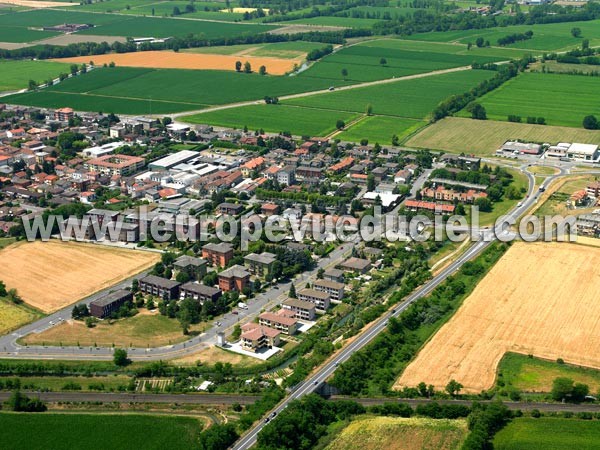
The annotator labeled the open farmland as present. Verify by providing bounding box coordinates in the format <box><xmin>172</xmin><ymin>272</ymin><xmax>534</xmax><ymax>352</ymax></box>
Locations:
<box><xmin>55</xmin><ymin>50</ymin><xmax>302</xmax><ymax>75</ymax></box>
<box><xmin>0</xmin><ymin>413</ymin><xmax>203</xmax><ymax>450</ymax></box>
<box><xmin>406</xmin><ymin>117</ymin><xmax>600</xmax><ymax>156</ymax></box>
<box><xmin>336</xmin><ymin>116</ymin><xmax>426</xmax><ymax>145</ymax></box>
<box><xmin>459</xmin><ymin>72</ymin><xmax>600</xmax><ymax>128</ymax></box>
<box><xmin>0</xmin><ymin>299</ymin><xmax>42</xmax><ymax>335</ymax></box>
<box><xmin>395</xmin><ymin>242</ymin><xmax>600</xmax><ymax>393</ymax></box>
<box><xmin>281</xmin><ymin>16</ymin><xmax>381</xmax><ymax>28</ymax></box>
<box><xmin>494</xmin><ymin>418</ymin><xmax>600</xmax><ymax>450</ymax></box>
<box><xmin>22</xmin><ymin>310</ymin><xmax>206</xmax><ymax>348</ymax></box>
<box><xmin>404</xmin><ymin>19</ymin><xmax>600</xmax><ymax>51</ymax></box>
<box><xmin>286</xmin><ymin>69</ymin><xmax>495</xmax><ymax>118</ymax></box>
<box><xmin>0</xmin><ymin>60</ymin><xmax>70</xmax><ymax>92</ymax></box>
<box><xmin>325</xmin><ymin>417</ymin><xmax>467</xmax><ymax>450</ymax></box>
<box><xmin>185</xmin><ymin>104</ymin><xmax>360</xmax><ymax>137</ymax></box>
<box><xmin>183</xmin><ymin>41</ymin><xmax>324</xmax><ymax>59</ymax></box>
<box><xmin>0</xmin><ymin>241</ymin><xmax>159</xmax><ymax>313</ymax></box>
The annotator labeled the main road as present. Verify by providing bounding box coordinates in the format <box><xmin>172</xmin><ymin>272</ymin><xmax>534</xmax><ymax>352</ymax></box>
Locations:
<box><xmin>232</xmin><ymin>165</ymin><xmax>548</xmax><ymax>449</ymax></box>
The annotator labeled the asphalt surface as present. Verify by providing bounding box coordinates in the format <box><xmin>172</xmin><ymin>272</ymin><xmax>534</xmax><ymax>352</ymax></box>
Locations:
<box><xmin>232</xmin><ymin>164</ymin><xmax>546</xmax><ymax>450</ymax></box>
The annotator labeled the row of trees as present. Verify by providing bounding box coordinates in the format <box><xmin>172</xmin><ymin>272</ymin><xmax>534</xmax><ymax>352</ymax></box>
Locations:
<box><xmin>234</xmin><ymin>60</ymin><xmax>266</xmax><ymax>74</ymax></box>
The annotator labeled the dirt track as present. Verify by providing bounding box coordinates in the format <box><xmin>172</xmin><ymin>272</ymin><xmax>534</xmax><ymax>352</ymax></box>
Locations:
<box><xmin>55</xmin><ymin>51</ymin><xmax>302</xmax><ymax>75</ymax></box>
<box><xmin>395</xmin><ymin>241</ymin><xmax>600</xmax><ymax>393</ymax></box>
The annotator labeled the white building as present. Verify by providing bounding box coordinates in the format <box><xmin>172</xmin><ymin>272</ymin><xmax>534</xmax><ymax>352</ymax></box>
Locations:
<box><xmin>566</xmin><ymin>143</ymin><xmax>599</xmax><ymax>162</ymax></box>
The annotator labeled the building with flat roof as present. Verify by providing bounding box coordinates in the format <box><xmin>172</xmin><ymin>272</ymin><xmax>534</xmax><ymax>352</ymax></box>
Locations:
<box><xmin>148</xmin><ymin>150</ymin><xmax>199</xmax><ymax>170</ymax></box>
<box><xmin>202</xmin><ymin>242</ymin><xmax>234</xmax><ymax>268</ymax></box>
<box><xmin>218</xmin><ymin>202</ymin><xmax>244</xmax><ymax>215</ymax></box>
<box><xmin>323</xmin><ymin>268</ymin><xmax>344</xmax><ymax>283</ymax></box>
<box><xmin>218</xmin><ymin>264</ymin><xmax>250</xmax><ymax>292</ymax></box>
<box><xmin>313</xmin><ymin>279</ymin><xmax>345</xmax><ymax>301</ymax></box>
<box><xmin>567</xmin><ymin>143</ymin><xmax>599</xmax><ymax>162</ymax></box>
<box><xmin>282</xmin><ymin>298</ymin><xmax>316</xmax><ymax>321</ymax></box>
<box><xmin>179</xmin><ymin>282</ymin><xmax>221</xmax><ymax>304</ymax></box>
<box><xmin>297</xmin><ymin>288</ymin><xmax>331</xmax><ymax>311</ymax></box>
<box><xmin>89</xmin><ymin>289</ymin><xmax>133</xmax><ymax>319</ymax></box>
<box><xmin>138</xmin><ymin>275</ymin><xmax>181</xmax><ymax>300</ymax></box>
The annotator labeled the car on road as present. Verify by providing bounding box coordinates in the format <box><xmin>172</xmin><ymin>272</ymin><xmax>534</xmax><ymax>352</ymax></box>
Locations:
<box><xmin>270</xmin><ymin>412</ymin><xmax>277</xmax><ymax>418</ymax></box>
<box><xmin>232</xmin><ymin>310</ymin><xmax>238</xmax><ymax>315</ymax></box>
<box><xmin>264</xmin><ymin>417</ymin><xmax>270</xmax><ymax>423</ymax></box>
<box><xmin>313</xmin><ymin>381</ymin><xmax>318</xmax><ymax>385</ymax></box>
<box><xmin>328</xmin><ymin>86</ymin><xmax>335</xmax><ymax>91</ymax></box>
<box><xmin>216</xmin><ymin>321</ymin><xmax>222</xmax><ymax>327</ymax></box>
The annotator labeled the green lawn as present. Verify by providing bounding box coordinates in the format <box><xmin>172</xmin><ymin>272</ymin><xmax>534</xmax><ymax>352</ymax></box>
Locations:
<box><xmin>0</xmin><ymin>413</ymin><xmax>203</xmax><ymax>450</ymax></box>
<box><xmin>404</xmin><ymin>19</ymin><xmax>600</xmax><ymax>51</ymax></box>
<box><xmin>497</xmin><ymin>352</ymin><xmax>600</xmax><ymax>393</ymax></box>
<box><xmin>459</xmin><ymin>72</ymin><xmax>600</xmax><ymax>128</ymax></box>
<box><xmin>336</xmin><ymin>116</ymin><xmax>426</xmax><ymax>145</ymax></box>
<box><xmin>473</xmin><ymin>166</ymin><xmax>528</xmax><ymax>226</ymax></box>
<box><xmin>0</xmin><ymin>60</ymin><xmax>72</xmax><ymax>92</ymax></box>
<box><xmin>184</xmin><ymin>104</ymin><xmax>360</xmax><ymax>136</ymax></box>
<box><xmin>494</xmin><ymin>418</ymin><xmax>600</xmax><ymax>450</ymax></box>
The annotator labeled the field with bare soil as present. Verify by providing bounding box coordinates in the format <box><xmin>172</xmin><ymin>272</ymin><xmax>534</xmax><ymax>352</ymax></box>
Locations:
<box><xmin>55</xmin><ymin>50</ymin><xmax>302</xmax><ymax>75</ymax></box>
<box><xmin>395</xmin><ymin>242</ymin><xmax>600</xmax><ymax>393</ymax></box>
<box><xmin>0</xmin><ymin>241</ymin><xmax>159</xmax><ymax>313</ymax></box>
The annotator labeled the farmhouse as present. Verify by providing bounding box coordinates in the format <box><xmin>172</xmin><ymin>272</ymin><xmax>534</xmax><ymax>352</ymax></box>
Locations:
<box><xmin>179</xmin><ymin>282</ymin><xmax>222</xmax><ymax>304</ymax></box>
<box><xmin>297</xmin><ymin>288</ymin><xmax>331</xmax><ymax>311</ymax></box>
<box><xmin>218</xmin><ymin>265</ymin><xmax>250</xmax><ymax>292</ymax></box>
<box><xmin>202</xmin><ymin>242</ymin><xmax>234</xmax><ymax>268</ymax></box>
<box><xmin>282</xmin><ymin>298</ymin><xmax>316</xmax><ymax>321</ymax></box>
<box><xmin>138</xmin><ymin>275</ymin><xmax>181</xmax><ymax>300</ymax></box>
<box><xmin>89</xmin><ymin>289</ymin><xmax>133</xmax><ymax>319</ymax></box>
<box><xmin>313</xmin><ymin>279</ymin><xmax>345</xmax><ymax>301</ymax></box>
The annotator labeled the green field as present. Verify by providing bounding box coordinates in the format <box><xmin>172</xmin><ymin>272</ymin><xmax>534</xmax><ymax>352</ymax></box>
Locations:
<box><xmin>497</xmin><ymin>352</ymin><xmax>600</xmax><ymax>393</ymax></box>
<box><xmin>494</xmin><ymin>418</ymin><xmax>600</xmax><ymax>450</ymax></box>
<box><xmin>287</xmin><ymin>69</ymin><xmax>495</xmax><ymax>119</ymax></box>
<box><xmin>337</xmin><ymin>116</ymin><xmax>426</xmax><ymax>145</ymax></box>
<box><xmin>185</xmin><ymin>104</ymin><xmax>360</xmax><ymax>136</ymax></box>
<box><xmin>184</xmin><ymin>41</ymin><xmax>324</xmax><ymax>58</ymax></box>
<box><xmin>405</xmin><ymin>19</ymin><xmax>600</xmax><ymax>51</ymax></box>
<box><xmin>460</xmin><ymin>72</ymin><xmax>600</xmax><ymax>128</ymax></box>
<box><xmin>0</xmin><ymin>413</ymin><xmax>203</xmax><ymax>450</ymax></box>
<box><xmin>0</xmin><ymin>26</ymin><xmax>58</xmax><ymax>43</ymax></box>
<box><xmin>0</xmin><ymin>9</ymin><xmax>271</xmax><ymax>40</ymax></box>
<box><xmin>282</xmin><ymin>16</ymin><xmax>382</xmax><ymax>28</ymax></box>
<box><xmin>300</xmin><ymin>39</ymin><xmax>507</xmax><ymax>83</ymax></box>
<box><xmin>0</xmin><ymin>60</ymin><xmax>71</xmax><ymax>92</ymax></box>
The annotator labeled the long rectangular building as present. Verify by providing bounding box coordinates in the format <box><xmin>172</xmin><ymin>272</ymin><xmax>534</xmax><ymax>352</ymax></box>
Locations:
<box><xmin>89</xmin><ymin>289</ymin><xmax>133</xmax><ymax>319</ymax></box>
<box><xmin>297</xmin><ymin>288</ymin><xmax>330</xmax><ymax>311</ymax></box>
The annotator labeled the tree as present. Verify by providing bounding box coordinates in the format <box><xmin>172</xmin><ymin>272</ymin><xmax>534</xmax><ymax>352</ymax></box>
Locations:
<box><xmin>198</xmin><ymin>423</ymin><xmax>239</xmax><ymax>450</ymax></box>
<box><xmin>367</xmin><ymin>173</ymin><xmax>375</xmax><ymax>191</ymax></box>
<box><xmin>7</xmin><ymin>288</ymin><xmax>22</xmax><ymax>304</ymax></box>
<box><xmin>583</xmin><ymin>115</ymin><xmax>599</xmax><ymax>130</ymax></box>
<box><xmin>232</xmin><ymin>323</ymin><xmax>241</xmax><ymax>340</ymax></box>
<box><xmin>475</xmin><ymin>197</ymin><xmax>492</xmax><ymax>212</ymax></box>
<box><xmin>446</xmin><ymin>379</ymin><xmax>463</xmax><ymax>396</ymax></box>
<box><xmin>244</xmin><ymin>61</ymin><xmax>252</xmax><ymax>73</ymax></box>
<box><xmin>475</xmin><ymin>37</ymin><xmax>484</xmax><ymax>48</ymax></box>
<box><xmin>0</xmin><ymin>280</ymin><xmax>6</xmax><ymax>297</ymax></box>
<box><xmin>172</xmin><ymin>6</ymin><xmax>181</xmax><ymax>15</ymax></box>
<box><xmin>379</xmin><ymin>57</ymin><xmax>387</xmax><ymax>66</ymax></box>
<box><xmin>289</xmin><ymin>284</ymin><xmax>297</xmax><ymax>298</ymax></box>
<box><xmin>552</xmin><ymin>377</ymin><xmax>574</xmax><ymax>401</ymax></box>
<box><xmin>7</xmin><ymin>390</ymin><xmax>46</xmax><ymax>412</ymax></box>
<box><xmin>317</xmin><ymin>268</ymin><xmax>324</xmax><ymax>279</ymax></box>
<box><xmin>571</xmin><ymin>27</ymin><xmax>582</xmax><ymax>38</ymax></box>
<box><xmin>28</xmin><ymin>80</ymin><xmax>37</xmax><ymax>91</ymax></box>
<box><xmin>336</xmin><ymin>119</ymin><xmax>345</xmax><ymax>130</ymax></box>
<box><xmin>467</xmin><ymin>102</ymin><xmax>487</xmax><ymax>120</ymax></box>
<box><xmin>341</xmin><ymin>68</ymin><xmax>348</xmax><ymax>79</ymax></box>
<box><xmin>258</xmin><ymin>65</ymin><xmax>266</xmax><ymax>75</ymax></box>
<box><xmin>235</xmin><ymin>60</ymin><xmax>242</xmax><ymax>72</ymax></box>
<box><xmin>582</xmin><ymin>39</ymin><xmax>590</xmax><ymax>50</ymax></box>
<box><xmin>366</xmin><ymin>104</ymin><xmax>373</xmax><ymax>116</ymax></box>
<box><xmin>113</xmin><ymin>348</ymin><xmax>129</xmax><ymax>366</ymax></box>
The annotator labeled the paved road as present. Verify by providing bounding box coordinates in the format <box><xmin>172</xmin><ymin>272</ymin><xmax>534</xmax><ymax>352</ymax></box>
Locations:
<box><xmin>232</xmin><ymin>166</ymin><xmax>544</xmax><ymax>450</ymax></box>
<box><xmin>0</xmin><ymin>240</ymin><xmax>354</xmax><ymax>361</ymax></box>
<box><xmin>0</xmin><ymin>391</ymin><xmax>260</xmax><ymax>404</ymax></box>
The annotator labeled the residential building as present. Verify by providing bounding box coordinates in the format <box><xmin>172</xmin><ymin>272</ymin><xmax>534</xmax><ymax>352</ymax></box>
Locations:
<box><xmin>240</xmin><ymin>156</ymin><xmax>265</xmax><ymax>177</ymax></box>
<box><xmin>261</xmin><ymin>203</ymin><xmax>279</xmax><ymax>216</ymax></box>
<box><xmin>297</xmin><ymin>288</ymin><xmax>331</xmax><ymax>311</ymax></box>
<box><xmin>202</xmin><ymin>242</ymin><xmax>234</xmax><ymax>267</ymax></box>
<box><xmin>338</xmin><ymin>257</ymin><xmax>371</xmax><ymax>274</ymax></box>
<box><xmin>259</xmin><ymin>312</ymin><xmax>298</xmax><ymax>335</ymax></box>
<box><xmin>218</xmin><ymin>264</ymin><xmax>250</xmax><ymax>292</ymax></box>
<box><xmin>138</xmin><ymin>275</ymin><xmax>181</xmax><ymax>300</ymax></box>
<box><xmin>240</xmin><ymin>325</ymin><xmax>281</xmax><ymax>352</ymax></box>
<box><xmin>54</xmin><ymin>107</ymin><xmax>74</xmax><ymax>122</ymax></box>
<box><xmin>276</xmin><ymin>165</ymin><xmax>296</xmax><ymax>185</ymax></box>
<box><xmin>179</xmin><ymin>282</ymin><xmax>222</xmax><ymax>304</ymax></box>
<box><xmin>89</xmin><ymin>289</ymin><xmax>133</xmax><ymax>319</ymax></box>
<box><xmin>587</xmin><ymin>182</ymin><xmax>600</xmax><ymax>197</ymax></box>
<box><xmin>323</xmin><ymin>268</ymin><xmax>344</xmax><ymax>283</ymax></box>
<box><xmin>84</xmin><ymin>154</ymin><xmax>145</xmax><ymax>176</ymax></box>
<box><xmin>244</xmin><ymin>252</ymin><xmax>276</xmax><ymax>276</ymax></box>
<box><xmin>282</xmin><ymin>298</ymin><xmax>316</xmax><ymax>321</ymax></box>
<box><xmin>218</xmin><ymin>202</ymin><xmax>244</xmax><ymax>215</ymax></box>
<box><xmin>313</xmin><ymin>279</ymin><xmax>345</xmax><ymax>301</ymax></box>
<box><xmin>404</xmin><ymin>199</ymin><xmax>455</xmax><ymax>214</ymax></box>
<box><xmin>173</xmin><ymin>255</ymin><xmax>207</xmax><ymax>281</ymax></box>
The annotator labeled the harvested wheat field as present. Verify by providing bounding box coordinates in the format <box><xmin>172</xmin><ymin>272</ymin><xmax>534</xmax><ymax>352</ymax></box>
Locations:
<box><xmin>395</xmin><ymin>241</ymin><xmax>600</xmax><ymax>393</ymax></box>
<box><xmin>55</xmin><ymin>51</ymin><xmax>302</xmax><ymax>75</ymax></box>
<box><xmin>0</xmin><ymin>240</ymin><xmax>159</xmax><ymax>313</ymax></box>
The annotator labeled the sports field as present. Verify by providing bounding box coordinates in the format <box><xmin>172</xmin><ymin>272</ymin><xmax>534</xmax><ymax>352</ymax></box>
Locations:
<box><xmin>395</xmin><ymin>242</ymin><xmax>600</xmax><ymax>393</ymax></box>
<box><xmin>494</xmin><ymin>418</ymin><xmax>600</xmax><ymax>450</ymax></box>
<box><xmin>185</xmin><ymin>104</ymin><xmax>360</xmax><ymax>137</ymax></box>
<box><xmin>0</xmin><ymin>413</ymin><xmax>203</xmax><ymax>450</ymax></box>
<box><xmin>0</xmin><ymin>60</ymin><xmax>71</xmax><ymax>92</ymax></box>
<box><xmin>405</xmin><ymin>19</ymin><xmax>600</xmax><ymax>51</ymax></box>
<box><xmin>0</xmin><ymin>241</ymin><xmax>159</xmax><ymax>313</ymax></box>
<box><xmin>56</xmin><ymin>50</ymin><xmax>301</xmax><ymax>75</ymax></box>
<box><xmin>325</xmin><ymin>417</ymin><xmax>467</xmax><ymax>450</ymax></box>
<box><xmin>22</xmin><ymin>310</ymin><xmax>204</xmax><ymax>348</ymax></box>
<box><xmin>406</xmin><ymin>117</ymin><xmax>600</xmax><ymax>155</ymax></box>
<box><xmin>459</xmin><ymin>72</ymin><xmax>600</xmax><ymax>128</ymax></box>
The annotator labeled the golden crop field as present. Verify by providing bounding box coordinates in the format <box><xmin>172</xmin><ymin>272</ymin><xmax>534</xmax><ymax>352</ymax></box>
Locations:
<box><xmin>406</xmin><ymin>117</ymin><xmax>600</xmax><ymax>156</ymax></box>
<box><xmin>395</xmin><ymin>242</ymin><xmax>600</xmax><ymax>393</ymax></box>
<box><xmin>0</xmin><ymin>241</ymin><xmax>159</xmax><ymax>313</ymax></box>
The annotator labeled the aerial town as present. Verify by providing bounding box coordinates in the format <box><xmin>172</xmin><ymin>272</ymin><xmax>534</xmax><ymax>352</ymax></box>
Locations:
<box><xmin>2</xmin><ymin>0</ymin><xmax>600</xmax><ymax>448</ymax></box>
